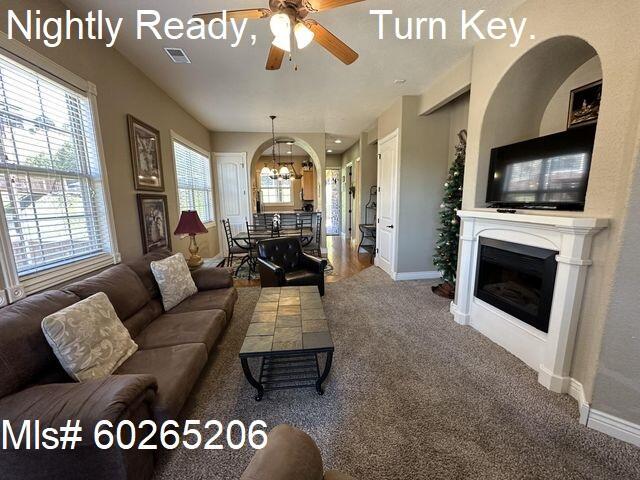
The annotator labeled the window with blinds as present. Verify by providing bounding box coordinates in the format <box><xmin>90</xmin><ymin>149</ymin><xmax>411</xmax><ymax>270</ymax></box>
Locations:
<box><xmin>0</xmin><ymin>54</ymin><xmax>113</xmax><ymax>278</ymax></box>
<box><xmin>172</xmin><ymin>140</ymin><xmax>214</xmax><ymax>223</ymax></box>
<box><xmin>260</xmin><ymin>173</ymin><xmax>292</xmax><ymax>204</ymax></box>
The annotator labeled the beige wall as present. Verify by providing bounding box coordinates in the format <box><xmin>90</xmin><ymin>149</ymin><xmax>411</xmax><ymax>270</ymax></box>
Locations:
<box><xmin>254</xmin><ymin>156</ymin><xmax>314</xmax><ymax>212</ymax></box>
<box><xmin>460</xmin><ymin>0</ymin><xmax>640</xmax><ymax>422</ymax></box>
<box><xmin>377</xmin><ymin>96</ymin><xmax>452</xmax><ymax>274</ymax></box>
<box><xmin>447</xmin><ymin>92</ymin><xmax>470</xmax><ymax>163</ymax></box>
<box><xmin>0</xmin><ymin>0</ymin><xmax>218</xmax><ymax>262</ymax></box>
<box><xmin>325</xmin><ymin>154</ymin><xmax>342</xmax><ymax>169</ymax></box>
<box><xmin>359</xmin><ymin>133</ymin><xmax>378</xmax><ymax>228</ymax></box>
<box><xmin>540</xmin><ymin>56</ymin><xmax>602</xmax><ymax>136</ymax></box>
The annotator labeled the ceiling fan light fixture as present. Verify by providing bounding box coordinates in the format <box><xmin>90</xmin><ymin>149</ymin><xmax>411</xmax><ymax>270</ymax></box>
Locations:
<box><xmin>270</xmin><ymin>13</ymin><xmax>291</xmax><ymax>52</ymax></box>
<box><xmin>270</xmin><ymin>12</ymin><xmax>291</xmax><ymax>37</ymax></box>
<box><xmin>272</xmin><ymin>34</ymin><xmax>291</xmax><ymax>53</ymax></box>
<box><xmin>294</xmin><ymin>22</ymin><xmax>315</xmax><ymax>49</ymax></box>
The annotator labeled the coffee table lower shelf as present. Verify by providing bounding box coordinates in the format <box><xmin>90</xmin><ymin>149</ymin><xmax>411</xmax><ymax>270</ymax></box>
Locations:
<box><xmin>240</xmin><ymin>350</ymin><xmax>333</xmax><ymax>401</ymax></box>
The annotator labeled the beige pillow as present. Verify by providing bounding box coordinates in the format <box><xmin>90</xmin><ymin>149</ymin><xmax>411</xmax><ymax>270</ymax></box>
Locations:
<box><xmin>151</xmin><ymin>253</ymin><xmax>198</xmax><ymax>311</ymax></box>
<box><xmin>41</xmin><ymin>292</ymin><xmax>138</xmax><ymax>382</ymax></box>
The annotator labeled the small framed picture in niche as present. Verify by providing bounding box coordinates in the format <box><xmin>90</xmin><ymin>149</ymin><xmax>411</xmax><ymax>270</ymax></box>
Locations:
<box><xmin>567</xmin><ymin>80</ymin><xmax>602</xmax><ymax>129</ymax></box>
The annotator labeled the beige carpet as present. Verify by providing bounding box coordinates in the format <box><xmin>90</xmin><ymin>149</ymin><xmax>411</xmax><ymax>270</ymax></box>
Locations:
<box><xmin>155</xmin><ymin>267</ymin><xmax>640</xmax><ymax>480</ymax></box>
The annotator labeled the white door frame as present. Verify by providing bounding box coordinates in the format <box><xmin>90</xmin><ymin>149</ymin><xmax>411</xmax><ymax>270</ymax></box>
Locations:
<box><xmin>375</xmin><ymin>129</ymin><xmax>400</xmax><ymax>277</ymax></box>
<box><xmin>213</xmin><ymin>152</ymin><xmax>251</xmax><ymax>256</ymax></box>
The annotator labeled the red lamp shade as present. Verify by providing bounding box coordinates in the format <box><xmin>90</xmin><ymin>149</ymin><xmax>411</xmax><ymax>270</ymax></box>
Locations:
<box><xmin>174</xmin><ymin>211</ymin><xmax>208</xmax><ymax>235</ymax></box>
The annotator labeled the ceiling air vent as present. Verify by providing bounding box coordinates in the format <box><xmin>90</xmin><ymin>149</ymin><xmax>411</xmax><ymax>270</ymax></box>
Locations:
<box><xmin>164</xmin><ymin>48</ymin><xmax>191</xmax><ymax>64</ymax></box>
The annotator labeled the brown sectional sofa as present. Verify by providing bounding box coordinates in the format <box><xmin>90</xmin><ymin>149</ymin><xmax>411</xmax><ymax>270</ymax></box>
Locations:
<box><xmin>0</xmin><ymin>249</ymin><xmax>237</xmax><ymax>480</ymax></box>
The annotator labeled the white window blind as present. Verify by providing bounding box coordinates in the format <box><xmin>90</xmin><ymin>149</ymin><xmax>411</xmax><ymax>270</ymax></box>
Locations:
<box><xmin>173</xmin><ymin>140</ymin><xmax>214</xmax><ymax>223</ymax></box>
<box><xmin>0</xmin><ymin>54</ymin><xmax>113</xmax><ymax>278</ymax></box>
<box><xmin>261</xmin><ymin>173</ymin><xmax>292</xmax><ymax>204</ymax></box>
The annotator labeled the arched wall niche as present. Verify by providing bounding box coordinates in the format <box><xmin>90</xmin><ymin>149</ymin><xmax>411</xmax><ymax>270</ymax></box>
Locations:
<box><xmin>474</xmin><ymin>36</ymin><xmax>601</xmax><ymax>208</ymax></box>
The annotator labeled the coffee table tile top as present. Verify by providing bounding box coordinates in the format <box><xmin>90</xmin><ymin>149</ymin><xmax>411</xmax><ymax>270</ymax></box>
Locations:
<box><xmin>301</xmin><ymin>309</ymin><xmax>326</xmax><ymax>321</ymax></box>
<box><xmin>240</xmin><ymin>287</ymin><xmax>332</xmax><ymax>355</ymax></box>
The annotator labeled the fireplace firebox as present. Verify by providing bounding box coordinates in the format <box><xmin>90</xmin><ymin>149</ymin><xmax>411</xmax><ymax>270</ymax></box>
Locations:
<box><xmin>474</xmin><ymin>238</ymin><xmax>558</xmax><ymax>333</ymax></box>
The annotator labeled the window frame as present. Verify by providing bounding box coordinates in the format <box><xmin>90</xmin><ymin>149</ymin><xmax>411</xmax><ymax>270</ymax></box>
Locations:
<box><xmin>260</xmin><ymin>172</ymin><xmax>294</xmax><ymax>206</ymax></box>
<box><xmin>170</xmin><ymin>131</ymin><xmax>215</xmax><ymax>227</ymax></box>
<box><xmin>0</xmin><ymin>33</ymin><xmax>119</xmax><ymax>305</ymax></box>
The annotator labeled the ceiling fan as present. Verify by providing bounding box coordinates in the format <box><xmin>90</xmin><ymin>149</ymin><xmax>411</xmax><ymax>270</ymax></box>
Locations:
<box><xmin>194</xmin><ymin>0</ymin><xmax>365</xmax><ymax>70</ymax></box>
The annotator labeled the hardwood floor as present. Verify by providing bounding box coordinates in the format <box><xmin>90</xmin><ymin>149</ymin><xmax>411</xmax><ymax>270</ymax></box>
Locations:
<box><xmin>232</xmin><ymin>235</ymin><xmax>372</xmax><ymax>288</ymax></box>
<box><xmin>325</xmin><ymin>235</ymin><xmax>372</xmax><ymax>284</ymax></box>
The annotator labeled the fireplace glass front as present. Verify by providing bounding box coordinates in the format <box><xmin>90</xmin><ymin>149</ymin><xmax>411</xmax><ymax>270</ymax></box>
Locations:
<box><xmin>474</xmin><ymin>238</ymin><xmax>558</xmax><ymax>333</ymax></box>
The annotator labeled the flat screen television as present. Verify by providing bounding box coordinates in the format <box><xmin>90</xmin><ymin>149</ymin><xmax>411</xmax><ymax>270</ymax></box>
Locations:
<box><xmin>486</xmin><ymin>125</ymin><xmax>596</xmax><ymax>211</ymax></box>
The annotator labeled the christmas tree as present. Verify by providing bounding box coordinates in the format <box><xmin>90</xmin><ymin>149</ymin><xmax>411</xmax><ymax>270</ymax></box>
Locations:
<box><xmin>432</xmin><ymin>130</ymin><xmax>467</xmax><ymax>299</ymax></box>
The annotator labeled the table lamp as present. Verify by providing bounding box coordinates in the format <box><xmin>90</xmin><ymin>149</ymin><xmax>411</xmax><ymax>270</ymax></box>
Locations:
<box><xmin>174</xmin><ymin>210</ymin><xmax>208</xmax><ymax>268</ymax></box>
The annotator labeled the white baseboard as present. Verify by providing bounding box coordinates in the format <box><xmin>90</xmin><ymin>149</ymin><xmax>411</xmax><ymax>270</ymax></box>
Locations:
<box><xmin>393</xmin><ymin>271</ymin><xmax>441</xmax><ymax>281</ymax></box>
<box><xmin>563</xmin><ymin>378</ymin><xmax>640</xmax><ymax>447</ymax></box>
<box><xmin>587</xmin><ymin>408</ymin><xmax>640</xmax><ymax>447</ymax></box>
<box><xmin>568</xmin><ymin>378</ymin><xmax>591</xmax><ymax>425</ymax></box>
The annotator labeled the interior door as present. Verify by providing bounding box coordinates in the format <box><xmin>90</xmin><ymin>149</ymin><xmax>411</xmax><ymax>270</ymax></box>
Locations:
<box><xmin>376</xmin><ymin>131</ymin><xmax>398</xmax><ymax>277</ymax></box>
<box><xmin>215</xmin><ymin>153</ymin><xmax>250</xmax><ymax>255</ymax></box>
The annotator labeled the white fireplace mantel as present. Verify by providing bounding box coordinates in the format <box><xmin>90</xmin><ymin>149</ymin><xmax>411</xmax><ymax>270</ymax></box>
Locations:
<box><xmin>451</xmin><ymin>209</ymin><xmax>608</xmax><ymax>394</ymax></box>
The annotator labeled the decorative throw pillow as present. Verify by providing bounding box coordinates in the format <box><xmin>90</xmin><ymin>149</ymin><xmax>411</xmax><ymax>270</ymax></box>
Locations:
<box><xmin>150</xmin><ymin>253</ymin><xmax>198</xmax><ymax>311</ymax></box>
<box><xmin>41</xmin><ymin>292</ymin><xmax>138</xmax><ymax>382</ymax></box>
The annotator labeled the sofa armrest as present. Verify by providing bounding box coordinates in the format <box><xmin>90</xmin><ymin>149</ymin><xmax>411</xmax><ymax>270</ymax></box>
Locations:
<box><xmin>191</xmin><ymin>266</ymin><xmax>234</xmax><ymax>291</ymax></box>
<box><xmin>257</xmin><ymin>258</ymin><xmax>285</xmax><ymax>286</ymax></box>
<box><xmin>241</xmin><ymin>424</ymin><xmax>324</xmax><ymax>480</ymax></box>
<box><xmin>0</xmin><ymin>374</ymin><xmax>157</xmax><ymax>448</ymax></box>
<box><xmin>300</xmin><ymin>253</ymin><xmax>327</xmax><ymax>274</ymax></box>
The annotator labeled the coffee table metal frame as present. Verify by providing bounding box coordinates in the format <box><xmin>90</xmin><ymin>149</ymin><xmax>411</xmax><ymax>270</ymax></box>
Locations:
<box><xmin>240</xmin><ymin>347</ymin><xmax>333</xmax><ymax>401</ymax></box>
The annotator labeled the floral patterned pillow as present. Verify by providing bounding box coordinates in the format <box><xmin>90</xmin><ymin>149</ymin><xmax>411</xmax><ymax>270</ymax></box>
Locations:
<box><xmin>150</xmin><ymin>253</ymin><xmax>198</xmax><ymax>311</ymax></box>
<box><xmin>41</xmin><ymin>292</ymin><xmax>138</xmax><ymax>382</ymax></box>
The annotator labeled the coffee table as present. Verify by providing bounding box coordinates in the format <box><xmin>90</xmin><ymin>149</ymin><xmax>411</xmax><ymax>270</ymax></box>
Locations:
<box><xmin>239</xmin><ymin>286</ymin><xmax>334</xmax><ymax>401</ymax></box>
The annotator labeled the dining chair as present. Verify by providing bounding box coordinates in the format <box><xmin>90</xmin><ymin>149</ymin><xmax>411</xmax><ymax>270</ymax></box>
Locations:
<box><xmin>243</xmin><ymin>221</ymin><xmax>271</xmax><ymax>279</ymax></box>
<box><xmin>304</xmin><ymin>214</ymin><xmax>322</xmax><ymax>257</ymax></box>
<box><xmin>222</xmin><ymin>219</ymin><xmax>249</xmax><ymax>268</ymax></box>
<box><xmin>277</xmin><ymin>213</ymin><xmax>303</xmax><ymax>238</ymax></box>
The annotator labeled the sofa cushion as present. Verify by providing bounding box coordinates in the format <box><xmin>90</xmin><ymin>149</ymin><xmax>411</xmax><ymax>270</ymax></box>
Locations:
<box><xmin>168</xmin><ymin>287</ymin><xmax>238</xmax><ymax>320</ymax></box>
<box><xmin>151</xmin><ymin>254</ymin><xmax>198</xmax><ymax>311</ymax></box>
<box><xmin>0</xmin><ymin>290</ymin><xmax>79</xmax><ymax>399</ymax></box>
<box><xmin>114</xmin><ymin>344</ymin><xmax>207</xmax><ymax>422</ymax></box>
<box><xmin>134</xmin><ymin>310</ymin><xmax>225</xmax><ymax>352</ymax></box>
<box><xmin>122</xmin><ymin>299</ymin><xmax>164</xmax><ymax>338</ymax></box>
<box><xmin>41</xmin><ymin>293</ymin><xmax>138</xmax><ymax>382</ymax></box>
<box><xmin>64</xmin><ymin>264</ymin><xmax>150</xmax><ymax>320</ymax></box>
<box><xmin>127</xmin><ymin>249</ymin><xmax>173</xmax><ymax>299</ymax></box>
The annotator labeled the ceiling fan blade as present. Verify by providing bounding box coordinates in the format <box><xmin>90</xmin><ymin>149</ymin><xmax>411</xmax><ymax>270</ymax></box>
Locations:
<box><xmin>194</xmin><ymin>9</ymin><xmax>270</xmax><ymax>22</ymax></box>
<box><xmin>306</xmin><ymin>0</ymin><xmax>365</xmax><ymax>12</ymax></box>
<box><xmin>307</xmin><ymin>21</ymin><xmax>359</xmax><ymax>65</ymax></box>
<box><xmin>266</xmin><ymin>45</ymin><xmax>285</xmax><ymax>70</ymax></box>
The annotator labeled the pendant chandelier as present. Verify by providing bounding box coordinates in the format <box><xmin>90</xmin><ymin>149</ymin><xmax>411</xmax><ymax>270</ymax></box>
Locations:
<box><xmin>261</xmin><ymin>115</ymin><xmax>292</xmax><ymax>181</ymax></box>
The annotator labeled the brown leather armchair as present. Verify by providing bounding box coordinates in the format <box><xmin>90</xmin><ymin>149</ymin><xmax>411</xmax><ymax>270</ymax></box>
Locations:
<box><xmin>257</xmin><ymin>238</ymin><xmax>327</xmax><ymax>296</ymax></box>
